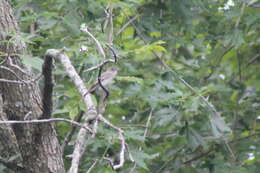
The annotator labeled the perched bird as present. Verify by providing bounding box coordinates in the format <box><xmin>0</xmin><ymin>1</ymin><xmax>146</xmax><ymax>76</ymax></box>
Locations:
<box><xmin>86</xmin><ymin>67</ymin><xmax>118</xmax><ymax>95</ymax></box>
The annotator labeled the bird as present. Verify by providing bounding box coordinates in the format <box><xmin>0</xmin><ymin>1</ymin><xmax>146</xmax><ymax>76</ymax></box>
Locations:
<box><xmin>85</xmin><ymin>67</ymin><xmax>118</xmax><ymax>95</ymax></box>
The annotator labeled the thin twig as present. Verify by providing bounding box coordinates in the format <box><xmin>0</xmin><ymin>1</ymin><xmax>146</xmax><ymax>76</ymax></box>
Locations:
<box><xmin>61</xmin><ymin>111</ymin><xmax>84</xmax><ymax>154</ymax></box>
<box><xmin>130</xmin><ymin>109</ymin><xmax>153</xmax><ymax>173</ymax></box>
<box><xmin>102</xmin><ymin>6</ymin><xmax>110</xmax><ymax>33</ymax></box>
<box><xmin>98</xmin><ymin>114</ymin><xmax>123</xmax><ymax>132</ymax></box>
<box><xmin>114</xmin><ymin>133</ymin><xmax>126</xmax><ymax>170</ymax></box>
<box><xmin>203</xmin><ymin>46</ymin><xmax>233</xmax><ymax>81</ymax></box>
<box><xmin>235</xmin><ymin>2</ymin><xmax>246</xmax><ymax>28</ymax></box>
<box><xmin>0</xmin><ymin>118</ymin><xmax>93</xmax><ymax>133</ymax></box>
<box><xmin>116</xmin><ymin>15</ymin><xmax>138</xmax><ymax>36</ymax></box>
<box><xmin>98</xmin><ymin>114</ymin><xmax>126</xmax><ymax>169</ymax></box>
<box><xmin>183</xmin><ymin>147</ymin><xmax>215</xmax><ymax>164</ymax></box>
<box><xmin>246</xmin><ymin>52</ymin><xmax>260</xmax><ymax>67</ymax></box>
<box><xmin>229</xmin><ymin>132</ymin><xmax>260</xmax><ymax>144</ymax></box>
<box><xmin>107</xmin><ymin>6</ymin><xmax>114</xmax><ymax>45</ymax></box>
<box><xmin>80</xmin><ymin>24</ymin><xmax>106</xmax><ymax>58</ymax></box>
<box><xmin>24</xmin><ymin>111</ymin><xmax>32</xmax><ymax>120</ymax></box>
<box><xmin>83</xmin><ymin>59</ymin><xmax>115</xmax><ymax>72</ymax></box>
<box><xmin>224</xmin><ymin>140</ymin><xmax>236</xmax><ymax>161</ymax></box>
<box><xmin>92</xmin><ymin>118</ymin><xmax>99</xmax><ymax>137</ymax></box>
<box><xmin>86</xmin><ymin>159</ymin><xmax>98</xmax><ymax>173</ymax></box>
<box><xmin>230</xmin><ymin>52</ymin><xmax>260</xmax><ymax>82</ymax></box>
<box><xmin>156</xmin><ymin>146</ymin><xmax>185</xmax><ymax>173</ymax></box>
<box><xmin>143</xmin><ymin>109</ymin><xmax>153</xmax><ymax>138</ymax></box>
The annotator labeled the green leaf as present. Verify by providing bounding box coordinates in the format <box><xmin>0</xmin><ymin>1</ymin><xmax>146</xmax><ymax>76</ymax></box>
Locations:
<box><xmin>186</xmin><ymin>127</ymin><xmax>206</xmax><ymax>150</ymax></box>
<box><xmin>62</xmin><ymin>11</ymin><xmax>81</xmax><ymax>37</ymax></box>
<box><xmin>129</xmin><ymin>148</ymin><xmax>157</xmax><ymax>170</ymax></box>
<box><xmin>209</xmin><ymin>114</ymin><xmax>231</xmax><ymax>137</ymax></box>
<box><xmin>231</xmin><ymin>29</ymin><xmax>245</xmax><ymax>48</ymax></box>
<box><xmin>133</xmin><ymin>41</ymin><xmax>166</xmax><ymax>61</ymax></box>
<box><xmin>124</xmin><ymin>130</ymin><xmax>145</xmax><ymax>142</ymax></box>
<box><xmin>154</xmin><ymin>107</ymin><xmax>178</xmax><ymax>127</ymax></box>
<box><xmin>69</xmin><ymin>106</ymin><xmax>79</xmax><ymax>120</ymax></box>
<box><xmin>122</xmin><ymin>26</ymin><xmax>134</xmax><ymax>39</ymax></box>
<box><xmin>150</xmin><ymin>31</ymin><xmax>161</xmax><ymax>38</ymax></box>
<box><xmin>38</xmin><ymin>18</ymin><xmax>58</xmax><ymax>31</ymax></box>
<box><xmin>116</xmin><ymin>76</ymin><xmax>144</xmax><ymax>85</ymax></box>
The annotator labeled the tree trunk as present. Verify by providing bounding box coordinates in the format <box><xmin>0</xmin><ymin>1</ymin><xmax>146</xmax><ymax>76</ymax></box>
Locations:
<box><xmin>0</xmin><ymin>0</ymin><xmax>65</xmax><ymax>172</ymax></box>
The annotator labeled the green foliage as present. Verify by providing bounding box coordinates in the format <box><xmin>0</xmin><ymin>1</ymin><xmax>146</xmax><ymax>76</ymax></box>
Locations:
<box><xmin>10</xmin><ymin>0</ymin><xmax>260</xmax><ymax>172</ymax></box>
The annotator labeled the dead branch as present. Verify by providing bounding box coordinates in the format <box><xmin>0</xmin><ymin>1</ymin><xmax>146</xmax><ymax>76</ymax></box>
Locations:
<box><xmin>0</xmin><ymin>118</ymin><xmax>93</xmax><ymax>133</ymax></box>
<box><xmin>44</xmin><ymin>49</ymin><xmax>97</xmax><ymax>173</ymax></box>
<box><xmin>98</xmin><ymin>114</ymin><xmax>126</xmax><ymax>170</ymax></box>
<box><xmin>41</xmin><ymin>53</ymin><xmax>54</xmax><ymax>118</ymax></box>
<box><xmin>80</xmin><ymin>24</ymin><xmax>106</xmax><ymax>58</ymax></box>
<box><xmin>83</xmin><ymin>59</ymin><xmax>115</xmax><ymax>72</ymax></box>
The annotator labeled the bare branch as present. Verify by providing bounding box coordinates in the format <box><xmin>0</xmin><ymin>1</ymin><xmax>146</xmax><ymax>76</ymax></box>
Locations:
<box><xmin>86</xmin><ymin>159</ymin><xmax>98</xmax><ymax>173</ymax></box>
<box><xmin>102</xmin><ymin>6</ymin><xmax>110</xmax><ymax>33</ymax></box>
<box><xmin>98</xmin><ymin>114</ymin><xmax>126</xmax><ymax>169</ymax></box>
<box><xmin>0</xmin><ymin>118</ymin><xmax>93</xmax><ymax>133</ymax></box>
<box><xmin>92</xmin><ymin>118</ymin><xmax>99</xmax><ymax>137</ymax></box>
<box><xmin>45</xmin><ymin>49</ymin><xmax>97</xmax><ymax>119</ymax></box>
<box><xmin>143</xmin><ymin>109</ymin><xmax>153</xmax><ymax>138</ymax></box>
<box><xmin>82</xmin><ymin>45</ymin><xmax>117</xmax><ymax>74</ymax></box>
<box><xmin>114</xmin><ymin>132</ymin><xmax>126</xmax><ymax>169</ymax></box>
<box><xmin>44</xmin><ymin>49</ymin><xmax>97</xmax><ymax>173</ymax></box>
<box><xmin>80</xmin><ymin>24</ymin><xmax>106</xmax><ymax>58</ymax></box>
<box><xmin>98</xmin><ymin>114</ymin><xmax>122</xmax><ymax>133</ymax></box>
<box><xmin>130</xmin><ymin>109</ymin><xmax>153</xmax><ymax>173</ymax></box>
<box><xmin>246</xmin><ymin>52</ymin><xmax>260</xmax><ymax>67</ymax></box>
<box><xmin>83</xmin><ymin>59</ymin><xmax>115</xmax><ymax>72</ymax></box>
<box><xmin>107</xmin><ymin>6</ymin><xmax>114</xmax><ymax>45</ymax></box>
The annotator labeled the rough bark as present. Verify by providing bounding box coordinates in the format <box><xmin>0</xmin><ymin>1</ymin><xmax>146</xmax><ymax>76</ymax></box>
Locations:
<box><xmin>0</xmin><ymin>0</ymin><xmax>65</xmax><ymax>172</ymax></box>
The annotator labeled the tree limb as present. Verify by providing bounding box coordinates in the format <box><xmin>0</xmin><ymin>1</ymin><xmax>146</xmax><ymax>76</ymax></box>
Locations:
<box><xmin>44</xmin><ymin>49</ymin><xmax>97</xmax><ymax>173</ymax></box>
<box><xmin>0</xmin><ymin>118</ymin><xmax>93</xmax><ymax>133</ymax></box>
